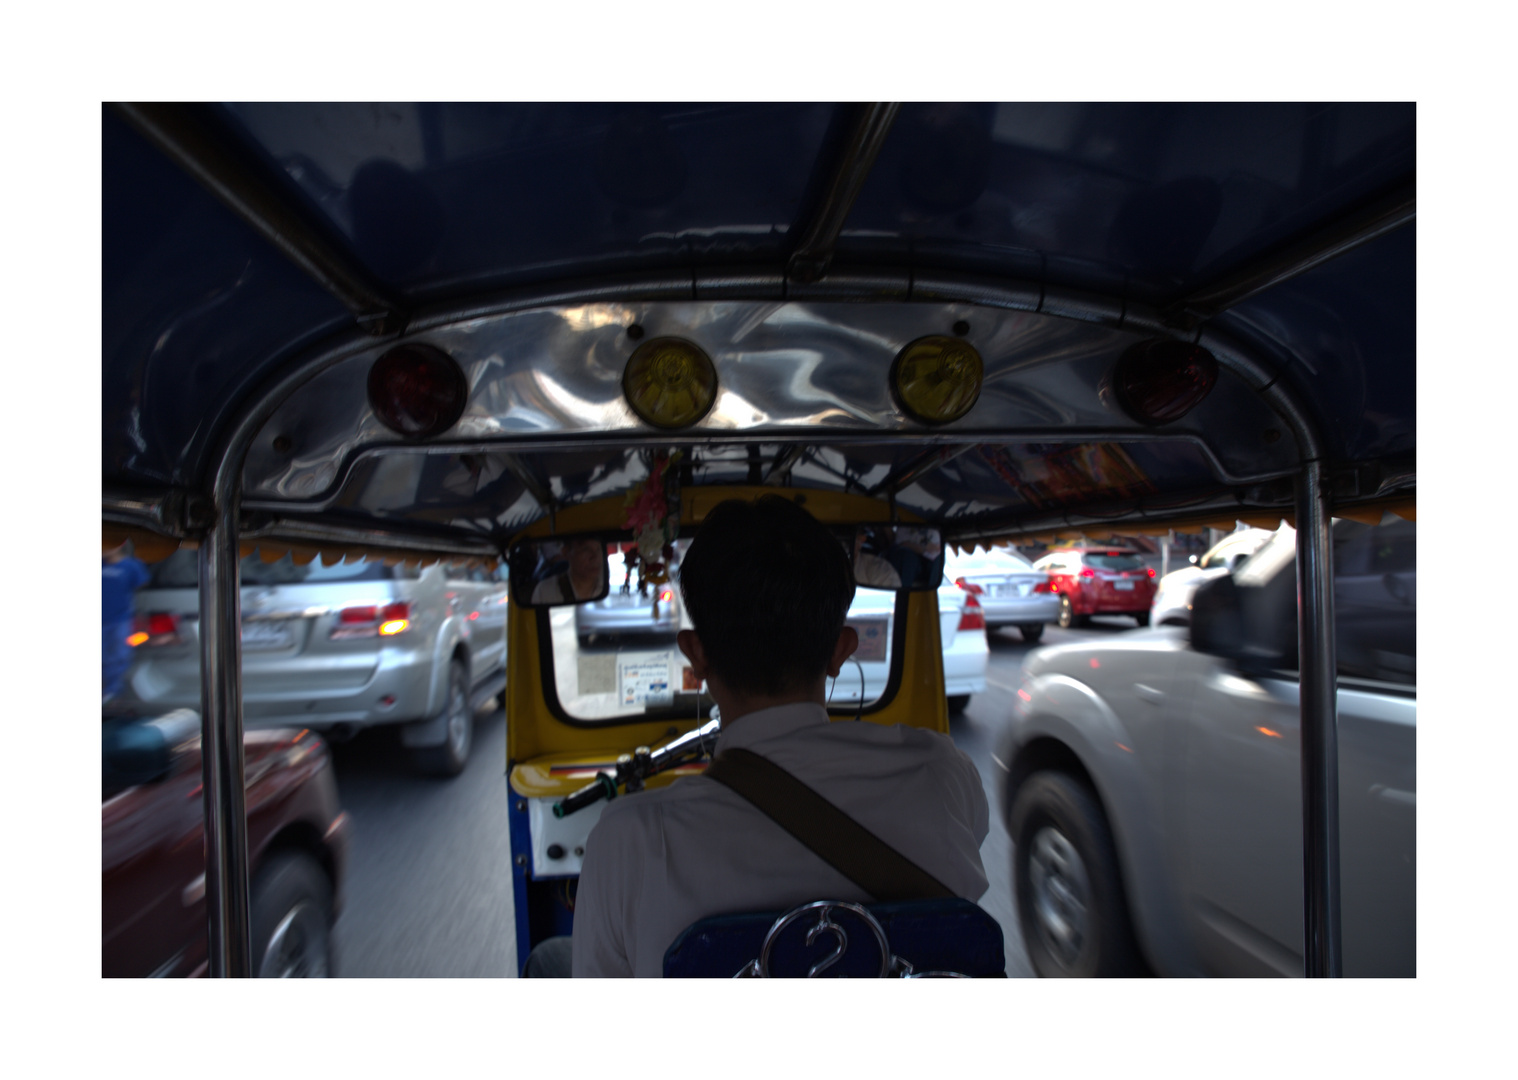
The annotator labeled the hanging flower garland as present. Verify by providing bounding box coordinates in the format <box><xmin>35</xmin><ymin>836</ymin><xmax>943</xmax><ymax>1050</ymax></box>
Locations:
<box><xmin>622</xmin><ymin>451</ymin><xmax>683</xmax><ymax>590</ymax></box>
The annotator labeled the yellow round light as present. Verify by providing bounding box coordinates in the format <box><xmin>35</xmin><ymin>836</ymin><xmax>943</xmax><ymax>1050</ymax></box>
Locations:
<box><xmin>622</xmin><ymin>337</ymin><xmax>717</xmax><ymax>430</ymax></box>
<box><xmin>890</xmin><ymin>335</ymin><xmax>984</xmax><ymax>425</ymax></box>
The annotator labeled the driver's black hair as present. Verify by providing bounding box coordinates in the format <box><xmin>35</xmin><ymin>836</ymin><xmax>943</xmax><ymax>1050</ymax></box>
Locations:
<box><xmin>678</xmin><ymin>496</ymin><xmax>855</xmax><ymax>697</ymax></box>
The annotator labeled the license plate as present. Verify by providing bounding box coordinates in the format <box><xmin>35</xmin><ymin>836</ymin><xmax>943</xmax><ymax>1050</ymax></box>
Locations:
<box><xmin>241</xmin><ymin>620</ymin><xmax>293</xmax><ymax>649</ymax></box>
<box><xmin>846</xmin><ymin>617</ymin><xmax>890</xmax><ymax>662</ymax></box>
<box><xmin>1113</xmin><ymin>581</ymin><xmax>1135</xmax><ymax>591</ymax></box>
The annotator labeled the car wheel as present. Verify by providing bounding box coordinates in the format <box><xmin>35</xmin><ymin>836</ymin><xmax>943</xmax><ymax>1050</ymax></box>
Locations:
<box><xmin>251</xmin><ymin>851</ymin><xmax>334</xmax><ymax>978</ymax></box>
<box><xmin>1058</xmin><ymin>595</ymin><xmax>1088</xmax><ymax>629</ymax></box>
<box><xmin>947</xmin><ymin>694</ymin><xmax>971</xmax><ymax>713</ymax></box>
<box><xmin>1019</xmin><ymin>623</ymin><xmax>1045</xmax><ymax>644</ymax></box>
<box><xmin>1010</xmin><ymin>771</ymin><xmax>1148</xmax><ymax>977</ymax></box>
<box><xmin>1133</xmin><ymin>611</ymin><xmax>1150</xmax><ymax>627</ymax></box>
<box><xmin>412</xmin><ymin>660</ymin><xmax>473</xmax><ymax>777</ymax></box>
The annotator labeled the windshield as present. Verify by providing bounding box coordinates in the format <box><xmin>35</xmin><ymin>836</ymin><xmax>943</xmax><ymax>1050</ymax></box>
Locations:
<box><xmin>545</xmin><ymin>537</ymin><xmax>898</xmax><ymax>723</ymax></box>
<box><xmin>147</xmin><ymin>550</ymin><xmax>395</xmax><ymax>588</ymax></box>
<box><xmin>945</xmin><ymin>549</ymin><xmax>1037</xmax><ymax>574</ymax></box>
<box><xmin>1082</xmin><ymin>552</ymin><xmax>1145</xmax><ymax>571</ymax></box>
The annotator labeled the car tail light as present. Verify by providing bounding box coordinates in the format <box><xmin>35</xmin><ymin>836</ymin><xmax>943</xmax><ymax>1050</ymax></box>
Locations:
<box><xmin>333</xmin><ymin>601</ymin><xmax>410</xmax><ymax>639</ymax></box>
<box><xmin>1079</xmin><ymin>568</ymin><xmax>1096</xmax><ymax>578</ymax></box>
<box><xmin>1033</xmin><ymin>580</ymin><xmax>1053</xmax><ymax>593</ymax></box>
<box><xmin>1146</xmin><ymin>567</ymin><xmax>1156</xmax><ymax>578</ymax></box>
<box><xmin>129</xmin><ymin>612</ymin><xmax>180</xmax><ymax>647</ymax></box>
<box><xmin>660</xmin><ymin>589</ymin><xmax>673</xmax><ymax>603</ymax></box>
<box><xmin>958</xmin><ymin>595</ymin><xmax>986</xmax><ymax>632</ymax></box>
<box><xmin>378</xmin><ymin>601</ymin><xmax>410</xmax><ymax>636</ymax></box>
<box><xmin>954</xmin><ymin>577</ymin><xmax>984</xmax><ymax>595</ymax></box>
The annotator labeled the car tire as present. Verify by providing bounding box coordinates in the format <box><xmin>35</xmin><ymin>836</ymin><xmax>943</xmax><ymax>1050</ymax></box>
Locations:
<box><xmin>411</xmin><ymin>659</ymin><xmax>473</xmax><ymax>778</ymax></box>
<box><xmin>1057</xmin><ymin>595</ymin><xmax>1088</xmax><ymax>629</ymax></box>
<box><xmin>251</xmin><ymin>851</ymin><xmax>334</xmax><ymax>978</ymax></box>
<box><xmin>947</xmin><ymin>694</ymin><xmax>971</xmax><ymax>713</ymax></box>
<box><xmin>1010</xmin><ymin>770</ymin><xmax>1148</xmax><ymax>978</ymax></box>
<box><xmin>1133</xmin><ymin>611</ymin><xmax>1150</xmax><ymax>627</ymax></box>
<box><xmin>1018</xmin><ymin>623</ymin><xmax>1045</xmax><ymax>644</ymax></box>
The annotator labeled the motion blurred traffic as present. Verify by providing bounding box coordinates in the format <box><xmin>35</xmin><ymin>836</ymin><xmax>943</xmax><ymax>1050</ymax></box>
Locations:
<box><xmin>104</xmin><ymin>515</ymin><xmax>1413</xmax><ymax>977</ymax></box>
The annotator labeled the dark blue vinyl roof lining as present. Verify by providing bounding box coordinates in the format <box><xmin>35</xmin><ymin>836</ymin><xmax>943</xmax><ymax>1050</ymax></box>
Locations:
<box><xmin>101</xmin><ymin>102</ymin><xmax>1415</xmax><ymax>499</ymax></box>
<box><xmin>103</xmin><ymin>108</ymin><xmax>351</xmax><ymax>488</ymax></box>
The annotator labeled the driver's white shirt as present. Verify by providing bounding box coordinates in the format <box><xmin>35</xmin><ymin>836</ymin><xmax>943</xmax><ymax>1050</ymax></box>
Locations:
<box><xmin>570</xmin><ymin>702</ymin><xmax>990</xmax><ymax>977</ymax></box>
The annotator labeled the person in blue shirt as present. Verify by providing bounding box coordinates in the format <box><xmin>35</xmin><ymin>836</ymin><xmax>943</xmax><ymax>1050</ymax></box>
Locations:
<box><xmin>102</xmin><ymin>541</ymin><xmax>151</xmax><ymax>703</ymax></box>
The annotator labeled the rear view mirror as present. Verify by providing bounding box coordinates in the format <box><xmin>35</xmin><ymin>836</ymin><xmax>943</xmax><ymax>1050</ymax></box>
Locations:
<box><xmin>508</xmin><ymin>537</ymin><xmax>611</xmax><ymax>607</ymax></box>
<box><xmin>851</xmin><ymin>525</ymin><xmax>946</xmax><ymax>591</ymax></box>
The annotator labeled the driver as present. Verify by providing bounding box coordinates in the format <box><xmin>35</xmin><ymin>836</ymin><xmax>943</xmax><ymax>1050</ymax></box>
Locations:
<box><xmin>564</xmin><ymin>495</ymin><xmax>989</xmax><ymax>977</ymax></box>
<box><xmin>531</xmin><ymin>538</ymin><xmax>605</xmax><ymax>604</ymax></box>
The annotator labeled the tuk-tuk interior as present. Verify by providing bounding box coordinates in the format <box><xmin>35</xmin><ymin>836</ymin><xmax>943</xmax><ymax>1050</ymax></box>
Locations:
<box><xmin>101</xmin><ymin>102</ymin><xmax>1414</xmax><ymax>979</ymax></box>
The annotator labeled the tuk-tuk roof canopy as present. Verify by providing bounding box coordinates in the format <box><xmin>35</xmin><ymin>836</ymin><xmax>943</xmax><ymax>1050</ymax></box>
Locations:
<box><xmin>103</xmin><ymin>102</ymin><xmax>1414</xmax><ymax>558</ymax></box>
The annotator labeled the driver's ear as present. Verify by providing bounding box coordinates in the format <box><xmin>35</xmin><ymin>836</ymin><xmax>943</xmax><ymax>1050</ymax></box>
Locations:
<box><xmin>826</xmin><ymin>625</ymin><xmax>859</xmax><ymax>678</ymax></box>
<box><xmin>677</xmin><ymin>630</ymin><xmax>709</xmax><ymax>681</ymax></box>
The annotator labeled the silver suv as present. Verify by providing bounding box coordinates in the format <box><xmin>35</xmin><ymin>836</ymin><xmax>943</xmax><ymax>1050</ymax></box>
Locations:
<box><xmin>998</xmin><ymin>518</ymin><xmax>1415</xmax><ymax>976</ymax></box>
<box><xmin>122</xmin><ymin>552</ymin><xmax>508</xmax><ymax>776</ymax></box>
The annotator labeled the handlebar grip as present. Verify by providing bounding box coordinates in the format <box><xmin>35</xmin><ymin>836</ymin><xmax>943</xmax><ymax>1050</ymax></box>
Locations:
<box><xmin>553</xmin><ymin>772</ymin><xmax>618</xmax><ymax>818</ymax></box>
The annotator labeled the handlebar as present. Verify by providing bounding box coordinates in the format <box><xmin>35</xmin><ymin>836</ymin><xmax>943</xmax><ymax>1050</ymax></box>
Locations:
<box><xmin>553</xmin><ymin>715</ymin><xmax>721</xmax><ymax>818</ymax></box>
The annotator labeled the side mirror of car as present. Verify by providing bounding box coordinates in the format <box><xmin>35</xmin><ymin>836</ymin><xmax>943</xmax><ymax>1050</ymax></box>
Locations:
<box><xmin>1192</xmin><ymin>535</ymin><xmax>1300</xmax><ymax>672</ymax></box>
<box><xmin>507</xmin><ymin>536</ymin><xmax>612</xmax><ymax>607</ymax></box>
<box><xmin>102</xmin><ymin>710</ymin><xmax>198</xmax><ymax>791</ymax></box>
<box><xmin>850</xmin><ymin>525</ymin><xmax>946</xmax><ymax>591</ymax></box>
<box><xmin>1189</xmin><ymin>574</ymin><xmax>1245</xmax><ymax>659</ymax></box>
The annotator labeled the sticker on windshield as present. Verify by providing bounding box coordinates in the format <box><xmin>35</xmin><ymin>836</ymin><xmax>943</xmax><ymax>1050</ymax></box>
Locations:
<box><xmin>619</xmin><ymin>654</ymin><xmax>674</xmax><ymax>707</ymax></box>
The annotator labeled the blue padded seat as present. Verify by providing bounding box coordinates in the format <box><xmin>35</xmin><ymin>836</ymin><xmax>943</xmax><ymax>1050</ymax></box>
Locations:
<box><xmin>663</xmin><ymin>897</ymin><xmax>1005</xmax><ymax>978</ymax></box>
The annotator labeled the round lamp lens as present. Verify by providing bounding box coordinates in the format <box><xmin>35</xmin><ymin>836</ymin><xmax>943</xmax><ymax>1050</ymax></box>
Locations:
<box><xmin>891</xmin><ymin>336</ymin><xmax>984</xmax><ymax>425</ymax></box>
<box><xmin>1110</xmin><ymin>340</ymin><xmax>1218</xmax><ymax>426</ymax></box>
<box><xmin>367</xmin><ymin>343</ymin><xmax>469</xmax><ymax>439</ymax></box>
<box><xmin>622</xmin><ymin>337</ymin><xmax>717</xmax><ymax>429</ymax></box>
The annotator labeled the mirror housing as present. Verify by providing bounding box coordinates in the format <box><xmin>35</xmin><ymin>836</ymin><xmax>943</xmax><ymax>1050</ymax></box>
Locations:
<box><xmin>850</xmin><ymin>525</ymin><xmax>946</xmax><ymax>591</ymax></box>
<box><xmin>102</xmin><ymin>710</ymin><xmax>198</xmax><ymax>791</ymax></box>
<box><xmin>508</xmin><ymin>537</ymin><xmax>612</xmax><ymax>607</ymax></box>
<box><xmin>1189</xmin><ymin>575</ymin><xmax>1245</xmax><ymax>659</ymax></box>
<box><xmin>1190</xmin><ymin>537</ymin><xmax>1299</xmax><ymax>671</ymax></box>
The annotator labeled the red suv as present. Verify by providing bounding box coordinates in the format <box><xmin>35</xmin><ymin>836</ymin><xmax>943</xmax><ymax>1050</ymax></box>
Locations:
<box><xmin>103</xmin><ymin>709</ymin><xmax>349</xmax><ymax>977</ymax></box>
<box><xmin>1031</xmin><ymin>547</ymin><xmax>1157</xmax><ymax>628</ymax></box>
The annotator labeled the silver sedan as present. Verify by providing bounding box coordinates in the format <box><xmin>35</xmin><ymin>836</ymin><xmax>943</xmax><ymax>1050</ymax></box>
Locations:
<box><xmin>944</xmin><ymin>547</ymin><xmax>1060</xmax><ymax>643</ymax></box>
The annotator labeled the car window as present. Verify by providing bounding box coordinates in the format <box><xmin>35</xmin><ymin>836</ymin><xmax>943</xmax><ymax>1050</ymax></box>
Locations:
<box><xmin>1334</xmin><ymin>520</ymin><xmax>1415</xmax><ymax>685</ymax></box>
<box><xmin>146</xmin><ymin>550</ymin><xmax>393</xmax><ymax>587</ymax></box>
<box><xmin>1083</xmin><ymin>552</ymin><xmax>1145</xmax><ymax>571</ymax></box>
<box><xmin>946</xmin><ymin>549</ymin><xmax>1037</xmax><ymax>574</ymax></box>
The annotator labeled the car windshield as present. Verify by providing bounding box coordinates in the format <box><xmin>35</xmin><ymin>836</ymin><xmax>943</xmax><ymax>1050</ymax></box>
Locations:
<box><xmin>147</xmin><ymin>549</ymin><xmax>394</xmax><ymax>588</ymax></box>
<box><xmin>945</xmin><ymin>549</ymin><xmax>1036</xmax><ymax>575</ymax></box>
<box><xmin>1083</xmin><ymin>552</ymin><xmax>1146</xmax><ymax>571</ymax></box>
<box><xmin>545</xmin><ymin>537</ymin><xmax>897</xmax><ymax>723</ymax></box>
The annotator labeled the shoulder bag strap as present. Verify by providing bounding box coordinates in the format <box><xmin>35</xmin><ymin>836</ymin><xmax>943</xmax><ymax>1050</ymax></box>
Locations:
<box><xmin>702</xmin><ymin>747</ymin><xmax>954</xmax><ymax>902</ymax></box>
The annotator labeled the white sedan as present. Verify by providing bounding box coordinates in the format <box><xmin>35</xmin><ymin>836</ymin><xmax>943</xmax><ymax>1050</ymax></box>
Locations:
<box><xmin>1151</xmin><ymin>526</ymin><xmax>1279</xmax><ymax>626</ymax></box>
<box><xmin>836</xmin><ymin>580</ymin><xmax>988</xmax><ymax>713</ymax></box>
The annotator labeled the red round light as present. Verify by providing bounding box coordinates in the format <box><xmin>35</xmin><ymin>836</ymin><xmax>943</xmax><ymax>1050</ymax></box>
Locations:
<box><xmin>367</xmin><ymin>343</ymin><xmax>469</xmax><ymax>439</ymax></box>
<box><xmin>1109</xmin><ymin>339</ymin><xmax>1219</xmax><ymax>427</ymax></box>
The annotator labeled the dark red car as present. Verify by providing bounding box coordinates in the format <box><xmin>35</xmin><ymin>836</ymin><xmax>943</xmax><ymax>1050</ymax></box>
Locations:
<box><xmin>103</xmin><ymin>710</ymin><xmax>349</xmax><ymax>977</ymax></box>
<box><xmin>1031</xmin><ymin>547</ymin><xmax>1157</xmax><ymax>628</ymax></box>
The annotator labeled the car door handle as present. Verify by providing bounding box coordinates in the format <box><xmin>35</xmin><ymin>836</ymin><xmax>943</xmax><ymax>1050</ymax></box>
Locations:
<box><xmin>1134</xmin><ymin>683</ymin><xmax>1165</xmax><ymax>704</ymax></box>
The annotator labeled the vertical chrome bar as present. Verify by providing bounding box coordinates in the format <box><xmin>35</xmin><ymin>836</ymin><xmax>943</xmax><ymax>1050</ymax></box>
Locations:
<box><xmin>1295</xmin><ymin>460</ymin><xmax>1342</xmax><ymax>977</ymax></box>
<box><xmin>198</xmin><ymin>496</ymin><xmax>253</xmax><ymax>977</ymax></box>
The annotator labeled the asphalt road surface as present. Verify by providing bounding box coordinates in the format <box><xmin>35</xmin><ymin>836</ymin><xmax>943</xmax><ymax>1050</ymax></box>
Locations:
<box><xmin>327</xmin><ymin>614</ymin><xmax>1149</xmax><ymax>977</ymax></box>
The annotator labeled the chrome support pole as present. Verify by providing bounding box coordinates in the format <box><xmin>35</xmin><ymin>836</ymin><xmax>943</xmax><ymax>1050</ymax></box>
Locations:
<box><xmin>198</xmin><ymin>496</ymin><xmax>252</xmax><ymax>977</ymax></box>
<box><xmin>1294</xmin><ymin>459</ymin><xmax>1342</xmax><ymax>977</ymax></box>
